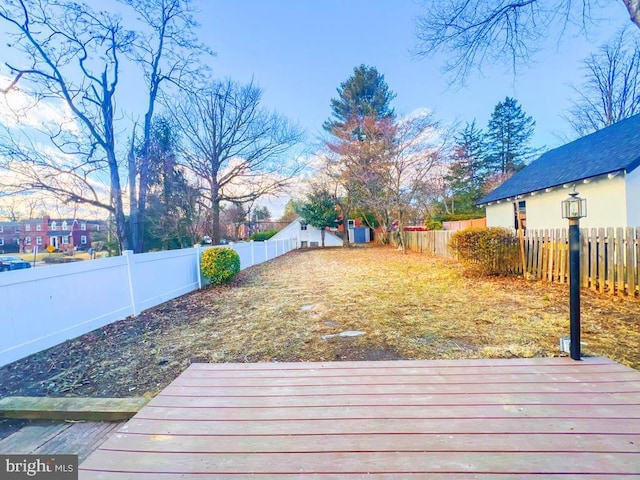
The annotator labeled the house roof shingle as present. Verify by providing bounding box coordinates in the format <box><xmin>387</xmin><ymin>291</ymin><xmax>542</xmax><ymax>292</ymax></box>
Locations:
<box><xmin>478</xmin><ymin>114</ymin><xmax>640</xmax><ymax>205</ymax></box>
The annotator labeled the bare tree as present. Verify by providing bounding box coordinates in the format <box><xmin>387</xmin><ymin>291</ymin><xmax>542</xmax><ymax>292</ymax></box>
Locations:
<box><xmin>0</xmin><ymin>0</ymin><xmax>207</xmax><ymax>252</ymax></box>
<box><xmin>171</xmin><ymin>79</ymin><xmax>304</xmax><ymax>245</ymax></box>
<box><xmin>565</xmin><ymin>29</ymin><xmax>640</xmax><ymax>135</ymax></box>
<box><xmin>125</xmin><ymin>0</ymin><xmax>211</xmax><ymax>252</ymax></box>
<box><xmin>323</xmin><ymin>112</ymin><xmax>448</xmax><ymax>250</ymax></box>
<box><xmin>414</xmin><ymin>0</ymin><xmax>640</xmax><ymax>82</ymax></box>
<box><xmin>0</xmin><ymin>1</ymin><xmax>134</xmax><ymax>249</ymax></box>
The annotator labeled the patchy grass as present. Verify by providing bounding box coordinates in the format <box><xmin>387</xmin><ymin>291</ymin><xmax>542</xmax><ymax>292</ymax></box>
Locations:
<box><xmin>1</xmin><ymin>246</ymin><xmax>638</xmax><ymax>398</ymax></box>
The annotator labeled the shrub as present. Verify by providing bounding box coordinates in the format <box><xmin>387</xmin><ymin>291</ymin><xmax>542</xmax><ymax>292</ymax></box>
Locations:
<box><xmin>201</xmin><ymin>247</ymin><xmax>241</xmax><ymax>285</ymax></box>
<box><xmin>425</xmin><ymin>219</ymin><xmax>443</xmax><ymax>230</ymax></box>
<box><xmin>250</xmin><ymin>230</ymin><xmax>277</xmax><ymax>241</ymax></box>
<box><xmin>449</xmin><ymin>227</ymin><xmax>520</xmax><ymax>276</ymax></box>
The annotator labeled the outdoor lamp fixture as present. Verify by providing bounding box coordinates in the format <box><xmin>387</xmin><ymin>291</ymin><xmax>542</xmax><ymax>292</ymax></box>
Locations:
<box><xmin>561</xmin><ymin>190</ymin><xmax>587</xmax><ymax>360</ymax></box>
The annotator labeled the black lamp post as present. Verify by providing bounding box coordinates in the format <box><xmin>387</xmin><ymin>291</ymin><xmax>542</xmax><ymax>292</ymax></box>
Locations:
<box><xmin>561</xmin><ymin>190</ymin><xmax>587</xmax><ymax>360</ymax></box>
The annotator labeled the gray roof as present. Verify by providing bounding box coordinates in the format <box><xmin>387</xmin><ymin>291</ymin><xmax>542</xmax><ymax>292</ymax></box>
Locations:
<box><xmin>478</xmin><ymin>114</ymin><xmax>640</xmax><ymax>204</ymax></box>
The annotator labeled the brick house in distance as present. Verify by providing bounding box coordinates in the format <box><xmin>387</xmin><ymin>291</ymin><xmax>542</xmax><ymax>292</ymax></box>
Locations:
<box><xmin>0</xmin><ymin>216</ymin><xmax>104</xmax><ymax>254</ymax></box>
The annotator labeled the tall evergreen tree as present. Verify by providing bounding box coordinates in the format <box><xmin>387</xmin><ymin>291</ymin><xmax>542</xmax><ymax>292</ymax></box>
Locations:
<box><xmin>445</xmin><ymin>120</ymin><xmax>486</xmax><ymax>214</ymax></box>
<box><xmin>323</xmin><ymin>65</ymin><xmax>396</xmax><ymax>246</ymax></box>
<box><xmin>323</xmin><ymin>64</ymin><xmax>396</xmax><ymax>134</ymax></box>
<box><xmin>485</xmin><ymin>97</ymin><xmax>537</xmax><ymax>176</ymax></box>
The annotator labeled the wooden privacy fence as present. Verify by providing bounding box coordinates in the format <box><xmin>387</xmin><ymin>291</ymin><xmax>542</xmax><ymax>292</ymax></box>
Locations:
<box><xmin>402</xmin><ymin>227</ymin><xmax>639</xmax><ymax>297</ymax></box>
<box><xmin>403</xmin><ymin>230</ymin><xmax>455</xmax><ymax>257</ymax></box>
<box><xmin>524</xmin><ymin>227</ymin><xmax>639</xmax><ymax>297</ymax></box>
<box><xmin>442</xmin><ymin>218</ymin><xmax>487</xmax><ymax>231</ymax></box>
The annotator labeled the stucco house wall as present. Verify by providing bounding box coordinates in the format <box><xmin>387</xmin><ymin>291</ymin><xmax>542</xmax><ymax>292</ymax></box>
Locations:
<box><xmin>485</xmin><ymin>201</ymin><xmax>514</xmax><ymax>229</ymax></box>
<box><xmin>486</xmin><ymin>174</ymin><xmax>629</xmax><ymax>230</ymax></box>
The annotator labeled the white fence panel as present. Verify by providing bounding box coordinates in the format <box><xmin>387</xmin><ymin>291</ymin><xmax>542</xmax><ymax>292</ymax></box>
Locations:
<box><xmin>251</xmin><ymin>241</ymin><xmax>268</xmax><ymax>265</ymax></box>
<box><xmin>231</xmin><ymin>242</ymin><xmax>253</xmax><ymax>271</ymax></box>
<box><xmin>127</xmin><ymin>249</ymin><xmax>200</xmax><ymax>315</ymax></box>
<box><xmin>0</xmin><ymin>257</ymin><xmax>133</xmax><ymax>367</ymax></box>
<box><xmin>0</xmin><ymin>237</ymin><xmax>296</xmax><ymax>367</ymax></box>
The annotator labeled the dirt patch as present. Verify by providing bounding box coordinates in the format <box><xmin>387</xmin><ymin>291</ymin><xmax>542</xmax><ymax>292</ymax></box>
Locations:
<box><xmin>0</xmin><ymin>246</ymin><xmax>638</xmax><ymax>400</ymax></box>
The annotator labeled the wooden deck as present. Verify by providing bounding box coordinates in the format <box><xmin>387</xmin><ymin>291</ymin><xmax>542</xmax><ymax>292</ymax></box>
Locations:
<box><xmin>79</xmin><ymin>357</ymin><xmax>640</xmax><ymax>479</ymax></box>
<box><xmin>0</xmin><ymin>420</ymin><xmax>124</xmax><ymax>463</ymax></box>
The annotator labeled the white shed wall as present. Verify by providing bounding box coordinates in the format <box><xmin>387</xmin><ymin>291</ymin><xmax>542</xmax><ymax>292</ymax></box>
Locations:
<box><xmin>271</xmin><ymin>219</ymin><xmax>343</xmax><ymax>247</ymax></box>
<box><xmin>626</xmin><ymin>168</ymin><xmax>640</xmax><ymax>227</ymax></box>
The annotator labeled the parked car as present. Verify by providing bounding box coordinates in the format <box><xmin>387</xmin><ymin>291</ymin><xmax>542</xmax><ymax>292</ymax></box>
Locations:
<box><xmin>0</xmin><ymin>255</ymin><xmax>32</xmax><ymax>271</ymax></box>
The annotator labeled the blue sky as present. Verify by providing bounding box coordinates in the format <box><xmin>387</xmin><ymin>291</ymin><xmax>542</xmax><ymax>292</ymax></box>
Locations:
<box><xmin>199</xmin><ymin>0</ymin><xmax>629</xmax><ymax>150</ymax></box>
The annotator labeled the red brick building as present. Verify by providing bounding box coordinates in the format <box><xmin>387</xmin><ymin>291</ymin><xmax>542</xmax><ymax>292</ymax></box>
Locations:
<box><xmin>0</xmin><ymin>216</ymin><xmax>104</xmax><ymax>254</ymax></box>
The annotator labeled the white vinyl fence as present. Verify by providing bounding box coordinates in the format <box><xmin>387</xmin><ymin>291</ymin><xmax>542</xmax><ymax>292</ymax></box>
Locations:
<box><xmin>0</xmin><ymin>238</ymin><xmax>296</xmax><ymax>367</ymax></box>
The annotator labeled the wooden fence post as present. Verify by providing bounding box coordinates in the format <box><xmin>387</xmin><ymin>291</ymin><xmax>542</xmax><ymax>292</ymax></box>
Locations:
<box><xmin>606</xmin><ymin>227</ymin><xmax>614</xmax><ymax>294</ymax></box>
<box><xmin>626</xmin><ymin>227</ymin><xmax>636</xmax><ymax>296</ymax></box>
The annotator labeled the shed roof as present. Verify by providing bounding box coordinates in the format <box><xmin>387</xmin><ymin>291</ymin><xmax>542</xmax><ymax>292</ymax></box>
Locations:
<box><xmin>478</xmin><ymin>114</ymin><xmax>640</xmax><ymax>205</ymax></box>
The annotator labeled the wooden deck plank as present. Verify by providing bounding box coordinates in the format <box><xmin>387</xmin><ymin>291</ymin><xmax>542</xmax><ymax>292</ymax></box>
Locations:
<box><xmin>148</xmin><ymin>391</ymin><xmax>640</xmax><ymax>407</ymax></box>
<box><xmin>79</xmin><ymin>358</ymin><xmax>640</xmax><ymax>479</ymax></box>
<box><xmin>160</xmin><ymin>381</ymin><xmax>640</xmax><ymax>396</ymax></box>
<box><xmin>120</xmin><ymin>417</ymin><xmax>640</xmax><ymax>435</ymax></box>
<box><xmin>177</xmin><ymin>365</ymin><xmax>634</xmax><ymax>379</ymax></box>
<box><xmin>136</xmin><ymin>404</ymin><xmax>640</xmax><ymax>420</ymax></box>
<box><xmin>168</xmin><ymin>372</ymin><xmax>640</xmax><ymax>387</ymax></box>
<box><xmin>0</xmin><ymin>421</ymin><xmax>125</xmax><ymax>463</ymax></box>
<box><xmin>80</xmin><ymin>450</ymin><xmax>640</xmax><ymax>475</ymax></box>
<box><xmin>185</xmin><ymin>357</ymin><xmax>617</xmax><ymax>370</ymax></box>
<box><xmin>99</xmin><ymin>432</ymin><xmax>640</xmax><ymax>453</ymax></box>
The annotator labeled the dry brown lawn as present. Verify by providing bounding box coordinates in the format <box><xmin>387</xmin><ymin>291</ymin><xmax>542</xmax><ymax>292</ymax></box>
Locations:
<box><xmin>1</xmin><ymin>245</ymin><xmax>638</xmax><ymax>399</ymax></box>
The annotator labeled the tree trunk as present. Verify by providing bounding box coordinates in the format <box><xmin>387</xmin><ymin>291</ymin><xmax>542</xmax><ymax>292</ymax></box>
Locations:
<box><xmin>212</xmin><ymin>197</ymin><xmax>221</xmax><ymax>245</ymax></box>
<box><xmin>397</xmin><ymin>211</ymin><xmax>406</xmax><ymax>254</ymax></box>
<box><xmin>321</xmin><ymin>228</ymin><xmax>326</xmax><ymax>247</ymax></box>
<box><xmin>342</xmin><ymin>205</ymin><xmax>351</xmax><ymax>247</ymax></box>
<box><xmin>128</xmin><ymin>134</ymin><xmax>138</xmax><ymax>253</ymax></box>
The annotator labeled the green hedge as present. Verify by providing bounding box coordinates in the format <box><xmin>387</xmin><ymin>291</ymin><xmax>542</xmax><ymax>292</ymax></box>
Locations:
<box><xmin>201</xmin><ymin>247</ymin><xmax>241</xmax><ymax>285</ymax></box>
<box><xmin>249</xmin><ymin>230</ymin><xmax>277</xmax><ymax>241</ymax></box>
<box><xmin>449</xmin><ymin>227</ymin><xmax>520</xmax><ymax>276</ymax></box>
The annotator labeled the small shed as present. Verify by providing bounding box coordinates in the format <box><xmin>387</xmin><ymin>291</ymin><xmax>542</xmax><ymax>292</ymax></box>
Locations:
<box><xmin>349</xmin><ymin>226</ymin><xmax>371</xmax><ymax>243</ymax></box>
<box><xmin>270</xmin><ymin>218</ymin><xmax>343</xmax><ymax>248</ymax></box>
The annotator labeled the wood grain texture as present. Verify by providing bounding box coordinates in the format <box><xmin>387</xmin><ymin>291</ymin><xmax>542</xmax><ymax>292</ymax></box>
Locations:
<box><xmin>78</xmin><ymin>358</ymin><xmax>640</xmax><ymax>479</ymax></box>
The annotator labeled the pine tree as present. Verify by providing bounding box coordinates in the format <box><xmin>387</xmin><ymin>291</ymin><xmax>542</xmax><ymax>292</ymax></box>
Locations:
<box><xmin>485</xmin><ymin>97</ymin><xmax>537</xmax><ymax>176</ymax></box>
<box><xmin>323</xmin><ymin>64</ymin><xmax>396</xmax><ymax>134</ymax></box>
<box><xmin>445</xmin><ymin>120</ymin><xmax>486</xmax><ymax>214</ymax></box>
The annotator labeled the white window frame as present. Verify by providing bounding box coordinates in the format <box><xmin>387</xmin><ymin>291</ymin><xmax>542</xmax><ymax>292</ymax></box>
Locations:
<box><xmin>25</xmin><ymin>236</ymin><xmax>31</xmax><ymax>245</ymax></box>
<box><xmin>81</xmin><ymin>223</ymin><xmax>87</xmax><ymax>231</ymax></box>
<box><xmin>14</xmin><ymin>237</ymin><xmax>19</xmax><ymax>245</ymax></box>
<box><xmin>25</xmin><ymin>224</ymin><xmax>31</xmax><ymax>231</ymax></box>
<box><xmin>300</xmin><ymin>224</ymin><xmax>307</xmax><ymax>231</ymax></box>
<box><xmin>36</xmin><ymin>236</ymin><xmax>42</xmax><ymax>245</ymax></box>
<box><xmin>36</xmin><ymin>224</ymin><xmax>42</xmax><ymax>231</ymax></box>
<box><xmin>51</xmin><ymin>221</ymin><xmax>57</xmax><ymax>231</ymax></box>
<box><xmin>62</xmin><ymin>236</ymin><xmax>70</xmax><ymax>245</ymax></box>
<box><xmin>0</xmin><ymin>226</ymin><xmax>3</xmax><ymax>233</ymax></box>
<box><xmin>80</xmin><ymin>235</ymin><xmax>87</xmax><ymax>245</ymax></box>
<box><xmin>62</xmin><ymin>221</ymin><xmax>68</xmax><ymax>230</ymax></box>
<box><xmin>0</xmin><ymin>238</ymin><xmax>3</xmax><ymax>246</ymax></box>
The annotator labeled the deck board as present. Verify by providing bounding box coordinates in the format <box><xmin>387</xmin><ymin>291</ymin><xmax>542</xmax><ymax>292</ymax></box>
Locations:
<box><xmin>78</xmin><ymin>357</ymin><xmax>640</xmax><ymax>479</ymax></box>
